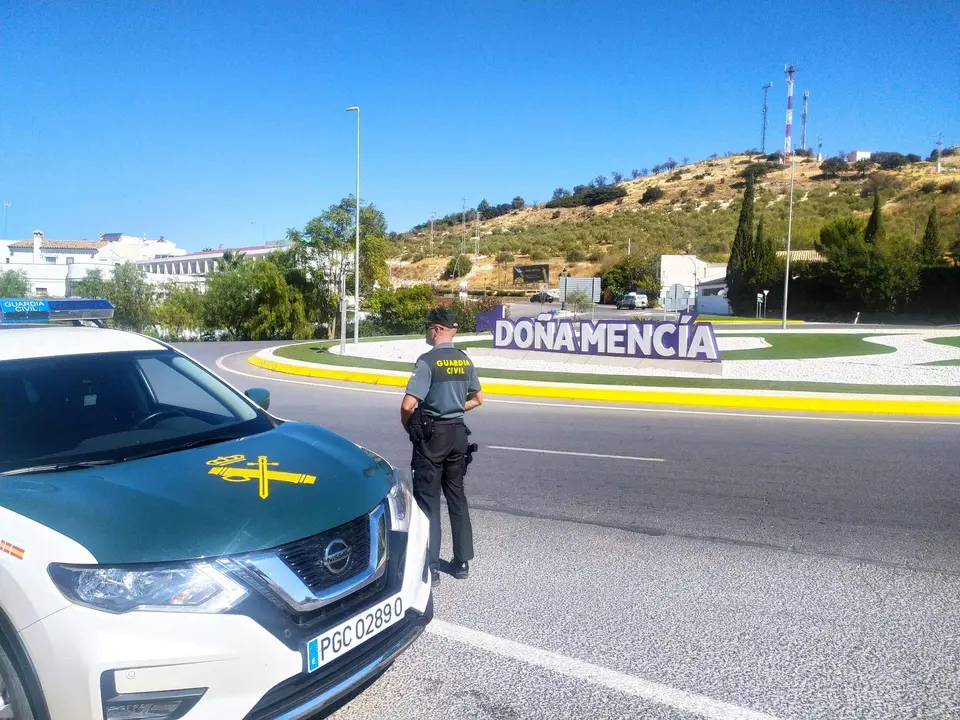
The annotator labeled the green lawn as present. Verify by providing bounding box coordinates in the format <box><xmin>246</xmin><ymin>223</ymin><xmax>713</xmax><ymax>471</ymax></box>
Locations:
<box><xmin>920</xmin><ymin>337</ymin><xmax>960</xmax><ymax>365</ymax></box>
<box><xmin>721</xmin><ymin>334</ymin><xmax>895</xmax><ymax>360</ymax></box>
<box><xmin>271</xmin><ymin>340</ymin><xmax>959</xmax><ymax>397</ymax></box>
<box><xmin>926</xmin><ymin>336</ymin><xmax>960</xmax><ymax>350</ymax></box>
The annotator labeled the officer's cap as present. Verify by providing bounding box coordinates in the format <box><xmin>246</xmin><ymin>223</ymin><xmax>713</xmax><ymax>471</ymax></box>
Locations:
<box><xmin>425</xmin><ymin>307</ymin><xmax>459</xmax><ymax>328</ymax></box>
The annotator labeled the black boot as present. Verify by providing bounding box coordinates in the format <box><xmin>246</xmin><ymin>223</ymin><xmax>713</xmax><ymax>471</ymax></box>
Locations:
<box><xmin>431</xmin><ymin>567</ymin><xmax>441</xmax><ymax>587</ymax></box>
<box><xmin>452</xmin><ymin>560</ymin><xmax>469</xmax><ymax>580</ymax></box>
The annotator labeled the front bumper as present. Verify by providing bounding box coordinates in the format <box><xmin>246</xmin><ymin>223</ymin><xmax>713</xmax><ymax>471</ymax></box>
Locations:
<box><xmin>19</xmin><ymin>505</ymin><xmax>432</xmax><ymax>720</ymax></box>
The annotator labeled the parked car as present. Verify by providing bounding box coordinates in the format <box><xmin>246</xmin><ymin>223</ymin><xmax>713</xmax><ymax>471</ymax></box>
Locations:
<box><xmin>530</xmin><ymin>292</ymin><xmax>557</xmax><ymax>303</ymax></box>
<box><xmin>0</xmin><ymin>297</ymin><xmax>433</xmax><ymax>720</ymax></box>
<box><xmin>614</xmin><ymin>293</ymin><xmax>649</xmax><ymax>309</ymax></box>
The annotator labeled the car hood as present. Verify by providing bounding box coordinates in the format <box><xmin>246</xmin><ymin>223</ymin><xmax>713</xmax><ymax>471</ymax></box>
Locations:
<box><xmin>0</xmin><ymin>422</ymin><xmax>394</xmax><ymax>564</ymax></box>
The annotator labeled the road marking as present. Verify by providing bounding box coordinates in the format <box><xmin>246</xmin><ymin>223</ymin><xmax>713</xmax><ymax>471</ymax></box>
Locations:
<box><xmin>214</xmin><ymin>351</ymin><xmax>960</xmax><ymax>426</ymax></box>
<box><xmin>490</xmin><ymin>445</ymin><xmax>664</xmax><ymax>462</ymax></box>
<box><xmin>427</xmin><ymin>619</ymin><xmax>782</xmax><ymax>720</ymax></box>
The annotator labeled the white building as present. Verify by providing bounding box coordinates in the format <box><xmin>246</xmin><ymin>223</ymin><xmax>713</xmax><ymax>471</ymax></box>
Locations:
<box><xmin>659</xmin><ymin>254</ymin><xmax>729</xmax><ymax>314</ymax></box>
<box><xmin>1</xmin><ymin>230</ymin><xmax>189</xmax><ymax>297</ymax></box>
<box><xmin>846</xmin><ymin>151</ymin><xmax>872</xmax><ymax>163</ymax></box>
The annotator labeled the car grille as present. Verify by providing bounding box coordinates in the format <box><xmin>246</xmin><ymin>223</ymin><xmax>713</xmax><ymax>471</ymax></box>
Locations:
<box><xmin>277</xmin><ymin>511</ymin><xmax>374</xmax><ymax>593</ymax></box>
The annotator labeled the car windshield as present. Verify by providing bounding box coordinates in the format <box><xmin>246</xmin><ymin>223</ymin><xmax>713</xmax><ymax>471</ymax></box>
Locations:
<box><xmin>0</xmin><ymin>349</ymin><xmax>274</xmax><ymax>474</ymax></box>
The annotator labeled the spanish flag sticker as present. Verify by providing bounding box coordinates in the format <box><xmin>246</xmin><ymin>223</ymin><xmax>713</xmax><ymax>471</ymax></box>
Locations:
<box><xmin>0</xmin><ymin>540</ymin><xmax>25</xmax><ymax>560</ymax></box>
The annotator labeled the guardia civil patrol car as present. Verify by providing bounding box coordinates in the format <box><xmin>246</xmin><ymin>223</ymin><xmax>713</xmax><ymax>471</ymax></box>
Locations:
<box><xmin>0</xmin><ymin>298</ymin><xmax>433</xmax><ymax>719</ymax></box>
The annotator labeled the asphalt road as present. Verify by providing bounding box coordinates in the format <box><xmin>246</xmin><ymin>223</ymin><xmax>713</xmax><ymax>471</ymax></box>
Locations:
<box><xmin>178</xmin><ymin>342</ymin><xmax>960</xmax><ymax>720</ymax></box>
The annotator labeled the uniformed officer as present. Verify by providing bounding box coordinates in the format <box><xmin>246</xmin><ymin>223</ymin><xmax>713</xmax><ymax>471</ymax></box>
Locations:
<box><xmin>400</xmin><ymin>307</ymin><xmax>483</xmax><ymax>587</ymax></box>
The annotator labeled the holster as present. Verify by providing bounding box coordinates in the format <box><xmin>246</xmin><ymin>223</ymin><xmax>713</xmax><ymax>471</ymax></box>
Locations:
<box><xmin>464</xmin><ymin>424</ymin><xmax>479</xmax><ymax>474</ymax></box>
<box><xmin>408</xmin><ymin>407</ymin><xmax>434</xmax><ymax>445</ymax></box>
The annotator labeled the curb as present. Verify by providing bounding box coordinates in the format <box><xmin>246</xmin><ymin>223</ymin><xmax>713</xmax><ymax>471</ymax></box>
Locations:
<box><xmin>248</xmin><ymin>353</ymin><xmax>960</xmax><ymax>417</ymax></box>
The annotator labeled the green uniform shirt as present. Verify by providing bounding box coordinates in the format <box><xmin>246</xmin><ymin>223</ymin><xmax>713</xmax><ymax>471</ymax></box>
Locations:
<box><xmin>405</xmin><ymin>343</ymin><xmax>481</xmax><ymax>419</ymax></box>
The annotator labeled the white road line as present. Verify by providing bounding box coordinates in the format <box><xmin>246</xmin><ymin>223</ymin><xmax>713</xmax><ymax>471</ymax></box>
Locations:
<box><xmin>427</xmin><ymin>619</ymin><xmax>782</xmax><ymax>720</ymax></box>
<box><xmin>214</xmin><ymin>351</ymin><xmax>960</xmax><ymax>427</ymax></box>
<box><xmin>490</xmin><ymin>445</ymin><xmax>664</xmax><ymax>462</ymax></box>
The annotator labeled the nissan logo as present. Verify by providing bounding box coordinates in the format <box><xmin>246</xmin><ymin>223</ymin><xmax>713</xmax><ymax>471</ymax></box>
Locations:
<box><xmin>322</xmin><ymin>539</ymin><xmax>352</xmax><ymax>575</ymax></box>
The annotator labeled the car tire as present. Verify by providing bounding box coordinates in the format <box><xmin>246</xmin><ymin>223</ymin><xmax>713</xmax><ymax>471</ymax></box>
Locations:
<box><xmin>0</xmin><ymin>643</ymin><xmax>36</xmax><ymax>720</ymax></box>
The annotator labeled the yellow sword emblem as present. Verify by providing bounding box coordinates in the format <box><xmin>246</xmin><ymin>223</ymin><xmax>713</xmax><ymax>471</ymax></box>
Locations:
<box><xmin>206</xmin><ymin>455</ymin><xmax>316</xmax><ymax>500</ymax></box>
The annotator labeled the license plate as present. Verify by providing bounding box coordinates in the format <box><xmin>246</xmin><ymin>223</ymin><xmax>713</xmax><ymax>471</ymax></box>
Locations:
<box><xmin>305</xmin><ymin>593</ymin><xmax>404</xmax><ymax>673</ymax></box>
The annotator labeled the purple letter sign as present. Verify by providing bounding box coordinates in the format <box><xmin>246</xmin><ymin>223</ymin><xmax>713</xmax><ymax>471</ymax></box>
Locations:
<box><xmin>492</xmin><ymin>314</ymin><xmax>720</xmax><ymax>362</ymax></box>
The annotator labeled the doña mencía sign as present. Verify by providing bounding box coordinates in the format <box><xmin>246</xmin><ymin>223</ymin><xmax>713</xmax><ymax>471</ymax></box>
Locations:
<box><xmin>493</xmin><ymin>314</ymin><xmax>720</xmax><ymax>363</ymax></box>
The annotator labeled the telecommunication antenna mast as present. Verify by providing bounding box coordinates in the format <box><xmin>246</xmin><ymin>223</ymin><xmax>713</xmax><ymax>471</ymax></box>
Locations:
<box><xmin>781</xmin><ymin>64</ymin><xmax>797</xmax><ymax>330</ymax></box>
<box><xmin>760</xmin><ymin>82</ymin><xmax>773</xmax><ymax>153</ymax></box>
<box><xmin>800</xmin><ymin>90</ymin><xmax>810</xmax><ymax>151</ymax></box>
<box><xmin>936</xmin><ymin>133</ymin><xmax>944</xmax><ymax>173</ymax></box>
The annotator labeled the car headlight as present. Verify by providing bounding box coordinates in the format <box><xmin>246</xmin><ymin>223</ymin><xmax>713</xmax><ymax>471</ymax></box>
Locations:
<box><xmin>388</xmin><ymin>466</ymin><xmax>415</xmax><ymax>533</ymax></box>
<box><xmin>48</xmin><ymin>562</ymin><xmax>248</xmax><ymax>614</ymax></box>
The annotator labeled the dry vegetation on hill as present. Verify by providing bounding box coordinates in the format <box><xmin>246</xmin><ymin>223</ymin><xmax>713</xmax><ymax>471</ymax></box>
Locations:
<box><xmin>388</xmin><ymin>150</ymin><xmax>960</xmax><ymax>291</ymax></box>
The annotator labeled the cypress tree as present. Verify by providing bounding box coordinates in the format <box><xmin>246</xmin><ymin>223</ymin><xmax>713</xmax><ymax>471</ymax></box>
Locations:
<box><xmin>727</xmin><ymin>173</ymin><xmax>756</xmax><ymax>314</ymax></box>
<box><xmin>920</xmin><ymin>205</ymin><xmax>942</xmax><ymax>265</ymax></box>
<box><xmin>864</xmin><ymin>191</ymin><xmax>884</xmax><ymax>245</ymax></box>
<box><xmin>754</xmin><ymin>214</ymin><xmax>776</xmax><ymax>288</ymax></box>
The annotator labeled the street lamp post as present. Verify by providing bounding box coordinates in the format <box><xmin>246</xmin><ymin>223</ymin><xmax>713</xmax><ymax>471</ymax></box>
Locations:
<box><xmin>781</xmin><ymin>154</ymin><xmax>796</xmax><ymax>329</ymax></box>
<box><xmin>346</xmin><ymin>106</ymin><xmax>360</xmax><ymax>346</ymax></box>
<box><xmin>683</xmin><ymin>254</ymin><xmax>698</xmax><ymax>315</ymax></box>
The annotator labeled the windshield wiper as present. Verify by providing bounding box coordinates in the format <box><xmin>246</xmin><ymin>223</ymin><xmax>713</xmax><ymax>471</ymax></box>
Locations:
<box><xmin>122</xmin><ymin>433</ymin><xmax>242</xmax><ymax>462</ymax></box>
<box><xmin>0</xmin><ymin>459</ymin><xmax>120</xmax><ymax>477</ymax></box>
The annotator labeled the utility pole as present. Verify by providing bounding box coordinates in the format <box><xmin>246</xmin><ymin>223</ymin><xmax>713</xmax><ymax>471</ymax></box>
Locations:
<box><xmin>429</xmin><ymin>213</ymin><xmax>435</xmax><ymax>256</ymax></box>
<box><xmin>627</xmin><ymin>237</ymin><xmax>631</xmax><ymax>255</ymax></box>
<box><xmin>817</xmin><ymin>134</ymin><xmax>823</xmax><ymax>163</ymax></box>
<box><xmin>474</xmin><ymin>207</ymin><xmax>480</xmax><ymax>257</ymax></box>
<box><xmin>761</xmin><ymin>82</ymin><xmax>773</xmax><ymax>154</ymax></box>
<box><xmin>2</xmin><ymin>202</ymin><xmax>9</xmax><ymax>239</ymax></box>
<box><xmin>936</xmin><ymin>133</ymin><xmax>944</xmax><ymax>174</ymax></box>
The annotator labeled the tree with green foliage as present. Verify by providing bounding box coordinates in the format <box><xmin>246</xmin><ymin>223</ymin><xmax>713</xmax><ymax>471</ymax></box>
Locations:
<box><xmin>202</xmin><ymin>259</ymin><xmax>311</xmax><ymax>340</ymax></box>
<box><xmin>565</xmin><ymin>289</ymin><xmax>593</xmax><ymax>318</ymax></box>
<box><xmin>288</xmin><ymin>196</ymin><xmax>389</xmax><ymax>338</ymax></box>
<box><xmin>726</xmin><ymin>173</ymin><xmax>756</xmax><ymax>314</ymax></box>
<box><xmin>216</xmin><ymin>249</ymin><xmax>247</xmax><ymax>271</ymax></box>
<box><xmin>108</xmin><ymin>263</ymin><xmax>156</xmax><ymax>332</ymax></box>
<box><xmin>753</xmin><ymin>214</ymin><xmax>779</xmax><ymax>289</ymax></box>
<box><xmin>69</xmin><ymin>268</ymin><xmax>108</xmax><ymax>298</ymax></box>
<box><xmin>245</xmin><ymin>261</ymin><xmax>312</xmax><ymax>341</ymax></box>
<box><xmin>443</xmin><ymin>254</ymin><xmax>473</xmax><ymax>279</ymax></box>
<box><xmin>639</xmin><ymin>186</ymin><xmax>664</xmax><ymax>204</ymax></box>
<box><xmin>477</xmin><ymin>199</ymin><xmax>490</xmax><ymax>215</ymax></box>
<box><xmin>0</xmin><ymin>269</ymin><xmax>30</xmax><ymax>296</ymax></box>
<box><xmin>599</xmin><ymin>254</ymin><xmax>660</xmax><ymax>300</ymax></box>
<box><xmin>511</xmin><ymin>196</ymin><xmax>525</xmax><ymax>210</ymax></box>
<box><xmin>920</xmin><ymin>205</ymin><xmax>943</xmax><ymax>265</ymax></box>
<box><xmin>155</xmin><ymin>283</ymin><xmax>204</xmax><ymax>340</ymax></box>
<box><xmin>819</xmin><ymin>157</ymin><xmax>848</xmax><ymax>178</ymax></box>
<box><xmin>814</xmin><ymin>216</ymin><xmax>918</xmax><ymax>312</ymax></box>
<box><xmin>364</xmin><ymin>284</ymin><xmax>435</xmax><ymax>334</ymax></box>
<box><xmin>854</xmin><ymin>159</ymin><xmax>873</xmax><ymax>177</ymax></box>
<box><xmin>864</xmin><ymin>191</ymin><xmax>884</xmax><ymax>245</ymax></box>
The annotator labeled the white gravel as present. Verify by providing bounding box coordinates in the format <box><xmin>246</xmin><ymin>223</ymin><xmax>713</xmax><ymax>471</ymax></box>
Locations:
<box><xmin>331</xmin><ymin>331</ymin><xmax>960</xmax><ymax>386</ymax></box>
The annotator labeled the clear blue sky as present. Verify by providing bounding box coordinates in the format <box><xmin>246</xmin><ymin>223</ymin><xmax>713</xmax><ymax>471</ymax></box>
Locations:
<box><xmin>1</xmin><ymin>1</ymin><xmax>957</xmax><ymax>251</ymax></box>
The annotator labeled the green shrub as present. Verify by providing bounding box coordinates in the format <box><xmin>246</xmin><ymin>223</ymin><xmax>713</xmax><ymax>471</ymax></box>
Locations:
<box><xmin>365</xmin><ymin>284</ymin><xmax>436</xmax><ymax>334</ymax></box>
<box><xmin>565</xmin><ymin>248</ymin><xmax>587</xmax><ymax>262</ymax></box>
<box><xmin>551</xmin><ymin>210</ymin><xmax>562</xmax><ymax>219</ymax></box>
<box><xmin>530</xmin><ymin>250</ymin><xmax>549</xmax><ymax>261</ymax></box>
<box><xmin>640</xmin><ymin>186</ymin><xmax>664</xmax><ymax>204</ymax></box>
<box><xmin>941</xmin><ymin>181</ymin><xmax>960</xmax><ymax>195</ymax></box>
<box><xmin>701</xmin><ymin>183</ymin><xmax>716</xmax><ymax>196</ymax></box>
<box><xmin>443</xmin><ymin>255</ymin><xmax>473</xmax><ymax>279</ymax></box>
<box><xmin>496</xmin><ymin>252</ymin><xmax>515</xmax><ymax>263</ymax></box>
<box><xmin>409</xmin><ymin>252</ymin><xmax>425</xmax><ymax>263</ymax></box>
<box><xmin>448</xmin><ymin>295</ymin><xmax>504</xmax><ymax>332</ymax></box>
<box><xmin>588</xmin><ymin>251</ymin><xmax>603</xmax><ymax>262</ymax></box>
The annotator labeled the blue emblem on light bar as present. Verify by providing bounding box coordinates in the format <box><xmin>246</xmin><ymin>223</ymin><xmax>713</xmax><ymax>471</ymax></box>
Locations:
<box><xmin>0</xmin><ymin>298</ymin><xmax>114</xmax><ymax>324</ymax></box>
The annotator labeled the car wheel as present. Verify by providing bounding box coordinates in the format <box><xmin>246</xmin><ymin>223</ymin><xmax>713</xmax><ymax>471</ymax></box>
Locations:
<box><xmin>0</xmin><ymin>644</ymin><xmax>36</xmax><ymax>720</ymax></box>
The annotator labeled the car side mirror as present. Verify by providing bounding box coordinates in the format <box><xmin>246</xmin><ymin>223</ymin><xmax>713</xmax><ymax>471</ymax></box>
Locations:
<box><xmin>244</xmin><ymin>388</ymin><xmax>271</xmax><ymax>411</ymax></box>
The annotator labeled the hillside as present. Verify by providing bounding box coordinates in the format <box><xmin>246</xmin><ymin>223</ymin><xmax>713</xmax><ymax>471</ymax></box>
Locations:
<box><xmin>388</xmin><ymin>149</ymin><xmax>960</xmax><ymax>291</ymax></box>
